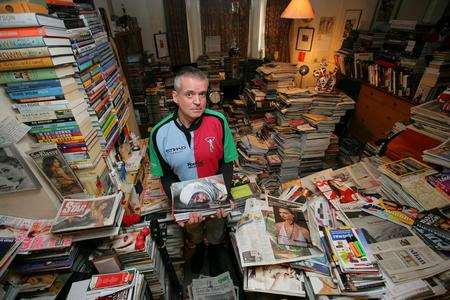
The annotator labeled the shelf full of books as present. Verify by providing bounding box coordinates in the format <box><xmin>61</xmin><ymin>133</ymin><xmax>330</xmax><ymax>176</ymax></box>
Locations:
<box><xmin>0</xmin><ymin>1</ymin><xmax>131</xmax><ymax>196</ymax></box>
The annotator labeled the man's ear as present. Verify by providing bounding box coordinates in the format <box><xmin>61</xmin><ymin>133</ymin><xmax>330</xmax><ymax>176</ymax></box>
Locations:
<box><xmin>172</xmin><ymin>90</ymin><xmax>179</xmax><ymax>105</ymax></box>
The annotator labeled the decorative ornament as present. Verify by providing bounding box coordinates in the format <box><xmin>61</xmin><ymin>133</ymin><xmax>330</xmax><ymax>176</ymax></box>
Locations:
<box><xmin>312</xmin><ymin>60</ymin><xmax>337</xmax><ymax>93</ymax></box>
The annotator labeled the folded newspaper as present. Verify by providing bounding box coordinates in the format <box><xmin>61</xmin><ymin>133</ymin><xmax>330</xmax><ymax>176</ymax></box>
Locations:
<box><xmin>235</xmin><ymin>198</ymin><xmax>322</xmax><ymax>267</ymax></box>
<box><xmin>188</xmin><ymin>272</ymin><xmax>237</xmax><ymax>300</ymax></box>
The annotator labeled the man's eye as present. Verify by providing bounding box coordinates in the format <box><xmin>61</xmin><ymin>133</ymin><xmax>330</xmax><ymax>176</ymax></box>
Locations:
<box><xmin>186</xmin><ymin>92</ymin><xmax>192</xmax><ymax>97</ymax></box>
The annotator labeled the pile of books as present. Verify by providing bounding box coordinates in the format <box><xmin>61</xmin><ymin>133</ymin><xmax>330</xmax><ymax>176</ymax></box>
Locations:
<box><xmin>237</xmin><ymin>134</ymin><xmax>269</xmax><ymax>173</ymax></box>
<box><xmin>256</xmin><ymin>62</ymin><xmax>297</xmax><ymax>90</ymax></box>
<box><xmin>50</xmin><ymin>193</ymin><xmax>124</xmax><ymax>241</ymax></box>
<box><xmin>67</xmin><ymin>269</ymin><xmax>150</xmax><ymax>299</ymax></box>
<box><xmin>170</xmin><ymin>174</ymin><xmax>232</xmax><ymax>222</ymax></box>
<box><xmin>0</xmin><ymin>11</ymin><xmax>102</xmax><ymax>171</ymax></box>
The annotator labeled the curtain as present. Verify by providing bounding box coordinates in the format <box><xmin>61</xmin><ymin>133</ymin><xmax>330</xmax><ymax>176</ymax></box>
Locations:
<box><xmin>185</xmin><ymin>0</ymin><xmax>203</xmax><ymax>62</ymax></box>
<box><xmin>163</xmin><ymin>0</ymin><xmax>191</xmax><ymax>66</ymax></box>
<box><xmin>265</xmin><ymin>0</ymin><xmax>290</xmax><ymax>62</ymax></box>
<box><xmin>200</xmin><ymin>0</ymin><xmax>250</xmax><ymax>57</ymax></box>
<box><xmin>247</xmin><ymin>0</ymin><xmax>266</xmax><ymax>58</ymax></box>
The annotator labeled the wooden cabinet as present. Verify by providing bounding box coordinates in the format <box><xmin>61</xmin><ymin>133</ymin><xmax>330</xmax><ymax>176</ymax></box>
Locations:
<box><xmin>349</xmin><ymin>83</ymin><xmax>412</xmax><ymax>142</ymax></box>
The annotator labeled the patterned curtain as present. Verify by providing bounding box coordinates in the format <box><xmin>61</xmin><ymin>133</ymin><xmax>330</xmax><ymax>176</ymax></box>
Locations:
<box><xmin>265</xmin><ymin>0</ymin><xmax>291</xmax><ymax>62</ymax></box>
<box><xmin>164</xmin><ymin>0</ymin><xmax>191</xmax><ymax>66</ymax></box>
<box><xmin>200</xmin><ymin>0</ymin><xmax>249</xmax><ymax>57</ymax></box>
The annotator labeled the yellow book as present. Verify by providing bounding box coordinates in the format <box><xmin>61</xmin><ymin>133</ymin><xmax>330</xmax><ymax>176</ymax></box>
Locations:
<box><xmin>0</xmin><ymin>0</ymin><xmax>48</xmax><ymax>14</ymax></box>
<box><xmin>0</xmin><ymin>55</ymin><xmax>75</xmax><ymax>71</ymax></box>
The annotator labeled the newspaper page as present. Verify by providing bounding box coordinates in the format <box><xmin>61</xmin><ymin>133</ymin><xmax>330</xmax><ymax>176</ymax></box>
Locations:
<box><xmin>345</xmin><ymin>211</ymin><xmax>450</xmax><ymax>282</ymax></box>
<box><xmin>191</xmin><ymin>272</ymin><xmax>236</xmax><ymax>300</ymax></box>
<box><xmin>235</xmin><ymin>198</ymin><xmax>321</xmax><ymax>267</ymax></box>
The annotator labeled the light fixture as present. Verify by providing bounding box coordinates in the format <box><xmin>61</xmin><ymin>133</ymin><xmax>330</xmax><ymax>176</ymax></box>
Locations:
<box><xmin>281</xmin><ymin>0</ymin><xmax>315</xmax><ymax>19</ymax></box>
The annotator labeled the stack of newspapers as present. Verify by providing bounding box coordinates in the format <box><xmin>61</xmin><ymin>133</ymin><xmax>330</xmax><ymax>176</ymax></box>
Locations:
<box><xmin>171</xmin><ymin>174</ymin><xmax>232</xmax><ymax>222</ymax></box>
<box><xmin>188</xmin><ymin>272</ymin><xmax>238</xmax><ymax>300</ymax></box>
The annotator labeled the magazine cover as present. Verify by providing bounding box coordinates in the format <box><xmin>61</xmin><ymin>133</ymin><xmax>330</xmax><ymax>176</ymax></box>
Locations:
<box><xmin>379</xmin><ymin>157</ymin><xmax>432</xmax><ymax>180</ymax></box>
<box><xmin>171</xmin><ymin>174</ymin><xmax>230</xmax><ymax>212</ymax></box>
<box><xmin>50</xmin><ymin>193</ymin><xmax>121</xmax><ymax>233</ymax></box>
<box><xmin>0</xmin><ymin>144</ymin><xmax>41</xmax><ymax>195</ymax></box>
<box><xmin>20</xmin><ymin>219</ymin><xmax>72</xmax><ymax>253</ymax></box>
<box><xmin>27</xmin><ymin>144</ymin><xmax>84</xmax><ymax>199</ymax></box>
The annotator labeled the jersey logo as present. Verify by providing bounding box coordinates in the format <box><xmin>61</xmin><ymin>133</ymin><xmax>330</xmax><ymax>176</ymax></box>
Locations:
<box><xmin>205</xmin><ymin>136</ymin><xmax>216</xmax><ymax>152</ymax></box>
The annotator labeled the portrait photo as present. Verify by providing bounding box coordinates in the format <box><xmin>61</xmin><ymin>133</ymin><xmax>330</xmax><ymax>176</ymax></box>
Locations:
<box><xmin>273</xmin><ymin>206</ymin><xmax>311</xmax><ymax>247</ymax></box>
<box><xmin>0</xmin><ymin>144</ymin><xmax>40</xmax><ymax>195</ymax></box>
<box><xmin>171</xmin><ymin>174</ymin><xmax>229</xmax><ymax>210</ymax></box>
<box><xmin>27</xmin><ymin>145</ymin><xmax>84</xmax><ymax>198</ymax></box>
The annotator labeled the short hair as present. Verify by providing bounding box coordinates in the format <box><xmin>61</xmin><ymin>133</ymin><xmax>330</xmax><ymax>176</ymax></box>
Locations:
<box><xmin>173</xmin><ymin>66</ymin><xmax>208</xmax><ymax>91</ymax></box>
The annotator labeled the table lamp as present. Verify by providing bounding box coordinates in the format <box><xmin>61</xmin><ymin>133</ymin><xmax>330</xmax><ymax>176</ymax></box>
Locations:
<box><xmin>281</xmin><ymin>0</ymin><xmax>315</xmax><ymax>19</ymax></box>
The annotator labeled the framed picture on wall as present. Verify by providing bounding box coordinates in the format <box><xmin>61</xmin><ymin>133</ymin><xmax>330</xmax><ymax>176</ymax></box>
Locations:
<box><xmin>296</xmin><ymin>27</ymin><xmax>315</xmax><ymax>51</ymax></box>
<box><xmin>154</xmin><ymin>32</ymin><xmax>169</xmax><ymax>58</ymax></box>
<box><xmin>0</xmin><ymin>144</ymin><xmax>41</xmax><ymax>195</ymax></box>
<box><xmin>343</xmin><ymin>9</ymin><xmax>362</xmax><ymax>38</ymax></box>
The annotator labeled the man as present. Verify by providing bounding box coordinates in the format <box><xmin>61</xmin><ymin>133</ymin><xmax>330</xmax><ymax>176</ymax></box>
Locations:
<box><xmin>148</xmin><ymin>66</ymin><xmax>238</xmax><ymax>274</ymax></box>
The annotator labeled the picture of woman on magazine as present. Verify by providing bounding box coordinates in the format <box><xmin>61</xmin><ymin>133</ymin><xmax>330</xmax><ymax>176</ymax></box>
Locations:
<box><xmin>51</xmin><ymin>199</ymin><xmax>115</xmax><ymax>232</ymax></box>
<box><xmin>42</xmin><ymin>155</ymin><xmax>83</xmax><ymax>196</ymax></box>
<box><xmin>274</xmin><ymin>207</ymin><xmax>310</xmax><ymax>247</ymax></box>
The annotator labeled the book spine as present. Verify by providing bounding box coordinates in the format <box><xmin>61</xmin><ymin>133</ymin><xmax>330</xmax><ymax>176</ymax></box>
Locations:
<box><xmin>0</xmin><ymin>27</ymin><xmax>44</xmax><ymax>38</ymax></box>
<box><xmin>0</xmin><ymin>57</ymin><xmax>53</xmax><ymax>71</ymax></box>
<box><xmin>0</xmin><ymin>36</ymin><xmax>46</xmax><ymax>49</ymax></box>
<box><xmin>7</xmin><ymin>86</ymin><xmax>64</xmax><ymax>100</ymax></box>
<box><xmin>0</xmin><ymin>68</ymin><xmax>58</xmax><ymax>84</ymax></box>
<box><xmin>0</xmin><ymin>13</ymin><xmax>39</xmax><ymax>28</ymax></box>
<box><xmin>0</xmin><ymin>46</ymin><xmax>50</xmax><ymax>61</ymax></box>
<box><xmin>7</xmin><ymin>79</ymin><xmax>61</xmax><ymax>91</ymax></box>
<box><xmin>0</xmin><ymin>2</ymin><xmax>48</xmax><ymax>14</ymax></box>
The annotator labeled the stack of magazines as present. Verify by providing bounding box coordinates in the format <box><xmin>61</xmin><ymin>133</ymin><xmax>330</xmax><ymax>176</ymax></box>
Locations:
<box><xmin>67</xmin><ymin>269</ymin><xmax>150</xmax><ymax>300</ymax></box>
<box><xmin>99</xmin><ymin>225</ymin><xmax>166</xmax><ymax>298</ymax></box>
<box><xmin>0</xmin><ymin>237</ymin><xmax>21</xmax><ymax>278</ymax></box>
<box><xmin>323</xmin><ymin>228</ymin><xmax>385</xmax><ymax>296</ymax></box>
<box><xmin>412</xmin><ymin>207</ymin><xmax>450</xmax><ymax>252</ymax></box>
<box><xmin>422</xmin><ymin>139</ymin><xmax>450</xmax><ymax>168</ymax></box>
<box><xmin>171</xmin><ymin>174</ymin><xmax>232</xmax><ymax>222</ymax></box>
<box><xmin>50</xmin><ymin>193</ymin><xmax>124</xmax><ymax>241</ymax></box>
<box><xmin>378</xmin><ymin>158</ymin><xmax>449</xmax><ymax>211</ymax></box>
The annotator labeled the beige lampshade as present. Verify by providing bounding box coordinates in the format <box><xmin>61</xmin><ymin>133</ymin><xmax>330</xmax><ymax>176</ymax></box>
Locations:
<box><xmin>281</xmin><ymin>0</ymin><xmax>315</xmax><ymax>19</ymax></box>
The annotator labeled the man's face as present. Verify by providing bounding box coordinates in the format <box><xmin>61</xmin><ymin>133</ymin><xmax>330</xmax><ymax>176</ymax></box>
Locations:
<box><xmin>173</xmin><ymin>76</ymin><xmax>208</xmax><ymax>122</ymax></box>
<box><xmin>191</xmin><ymin>191</ymin><xmax>210</xmax><ymax>203</ymax></box>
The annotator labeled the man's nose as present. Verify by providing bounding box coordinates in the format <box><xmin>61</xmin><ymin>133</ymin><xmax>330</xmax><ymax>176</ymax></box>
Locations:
<box><xmin>193</xmin><ymin>95</ymin><xmax>201</xmax><ymax>105</ymax></box>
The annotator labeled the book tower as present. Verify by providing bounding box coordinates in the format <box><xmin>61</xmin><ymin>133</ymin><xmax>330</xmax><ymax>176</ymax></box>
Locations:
<box><xmin>0</xmin><ymin>0</ymin><xmax>130</xmax><ymax>197</ymax></box>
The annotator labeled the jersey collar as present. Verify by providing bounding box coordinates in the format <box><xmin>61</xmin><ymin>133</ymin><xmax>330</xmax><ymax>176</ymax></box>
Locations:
<box><xmin>173</xmin><ymin>109</ymin><xmax>203</xmax><ymax>132</ymax></box>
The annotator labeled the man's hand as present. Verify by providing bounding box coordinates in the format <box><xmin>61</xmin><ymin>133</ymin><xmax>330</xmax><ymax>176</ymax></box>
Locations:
<box><xmin>177</xmin><ymin>212</ymin><xmax>205</xmax><ymax>228</ymax></box>
<box><xmin>212</xmin><ymin>208</ymin><xmax>228</xmax><ymax>219</ymax></box>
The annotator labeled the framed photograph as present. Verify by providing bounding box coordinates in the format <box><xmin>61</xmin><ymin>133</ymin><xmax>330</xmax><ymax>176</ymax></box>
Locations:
<box><xmin>27</xmin><ymin>144</ymin><xmax>85</xmax><ymax>199</ymax></box>
<box><xmin>153</xmin><ymin>32</ymin><xmax>169</xmax><ymax>58</ymax></box>
<box><xmin>0</xmin><ymin>144</ymin><xmax>41</xmax><ymax>194</ymax></box>
<box><xmin>343</xmin><ymin>9</ymin><xmax>362</xmax><ymax>38</ymax></box>
<box><xmin>295</xmin><ymin>27</ymin><xmax>314</xmax><ymax>51</ymax></box>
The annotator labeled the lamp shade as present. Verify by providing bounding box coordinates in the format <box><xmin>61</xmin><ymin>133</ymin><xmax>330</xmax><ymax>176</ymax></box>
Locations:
<box><xmin>281</xmin><ymin>0</ymin><xmax>315</xmax><ymax>19</ymax></box>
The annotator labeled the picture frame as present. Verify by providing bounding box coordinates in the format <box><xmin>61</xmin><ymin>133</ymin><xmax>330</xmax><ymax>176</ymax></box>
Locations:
<box><xmin>153</xmin><ymin>32</ymin><xmax>169</xmax><ymax>58</ymax></box>
<box><xmin>343</xmin><ymin>9</ymin><xmax>362</xmax><ymax>38</ymax></box>
<box><xmin>0</xmin><ymin>144</ymin><xmax>41</xmax><ymax>194</ymax></box>
<box><xmin>295</xmin><ymin>27</ymin><xmax>315</xmax><ymax>51</ymax></box>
